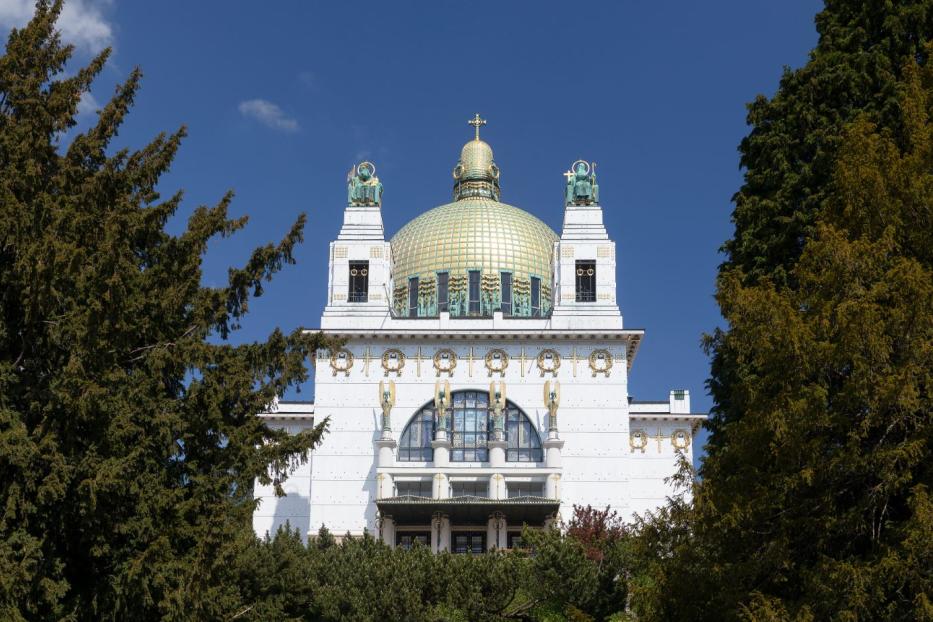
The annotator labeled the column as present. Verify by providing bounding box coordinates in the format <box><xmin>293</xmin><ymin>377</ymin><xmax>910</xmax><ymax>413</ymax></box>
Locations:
<box><xmin>543</xmin><ymin>437</ymin><xmax>564</xmax><ymax>468</ymax></box>
<box><xmin>375</xmin><ymin>472</ymin><xmax>394</xmax><ymax>499</ymax></box>
<box><xmin>488</xmin><ymin>439</ymin><xmax>506</xmax><ymax>468</ymax></box>
<box><xmin>431</xmin><ymin>513</ymin><xmax>450</xmax><ymax>553</ymax></box>
<box><xmin>432</xmin><ymin>472</ymin><xmax>449</xmax><ymax>499</ymax></box>
<box><xmin>545</xmin><ymin>473</ymin><xmax>561</xmax><ymax>500</ymax></box>
<box><xmin>486</xmin><ymin>513</ymin><xmax>507</xmax><ymax>551</ymax></box>
<box><xmin>488</xmin><ymin>473</ymin><xmax>506</xmax><ymax>500</ymax></box>
<box><xmin>375</xmin><ymin>437</ymin><xmax>397</xmax><ymax>468</ymax></box>
<box><xmin>380</xmin><ymin>516</ymin><xmax>396</xmax><ymax>547</ymax></box>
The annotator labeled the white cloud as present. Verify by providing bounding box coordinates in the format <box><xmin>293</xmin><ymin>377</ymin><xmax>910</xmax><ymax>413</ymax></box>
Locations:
<box><xmin>238</xmin><ymin>98</ymin><xmax>299</xmax><ymax>132</ymax></box>
<box><xmin>77</xmin><ymin>90</ymin><xmax>99</xmax><ymax>115</ymax></box>
<box><xmin>0</xmin><ymin>0</ymin><xmax>114</xmax><ymax>53</ymax></box>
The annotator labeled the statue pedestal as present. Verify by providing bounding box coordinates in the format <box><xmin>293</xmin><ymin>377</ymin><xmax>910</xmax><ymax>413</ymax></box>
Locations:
<box><xmin>488</xmin><ymin>440</ymin><xmax>507</xmax><ymax>468</ymax></box>
<box><xmin>375</xmin><ymin>438</ymin><xmax>397</xmax><ymax>468</ymax></box>
<box><xmin>543</xmin><ymin>438</ymin><xmax>564</xmax><ymax>469</ymax></box>
<box><xmin>432</xmin><ymin>436</ymin><xmax>451</xmax><ymax>467</ymax></box>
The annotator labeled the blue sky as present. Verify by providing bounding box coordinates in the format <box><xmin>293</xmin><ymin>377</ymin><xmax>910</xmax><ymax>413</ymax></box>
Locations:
<box><xmin>3</xmin><ymin>1</ymin><xmax>821</xmax><ymax>461</ymax></box>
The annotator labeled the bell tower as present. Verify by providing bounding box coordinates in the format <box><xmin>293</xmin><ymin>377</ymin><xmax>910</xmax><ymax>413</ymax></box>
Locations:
<box><xmin>322</xmin><ymin>161</ymin><xmax>392</xmax><ymax>325</ymax></box>
<box><xmin>551</xmin><ymin>160</ymin><xmax>622</xmax><ymax>328</ymax></box>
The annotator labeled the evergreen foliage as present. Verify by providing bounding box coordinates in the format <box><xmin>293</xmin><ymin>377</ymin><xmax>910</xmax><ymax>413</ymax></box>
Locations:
<box><xmin>0</xmin><ymin>3</ymin><xmax>327</xmax><ymax>619</ymax></box>
<box><xmin>644</xmin><ymin>2</ymin><xmax>933</xmax><ymax>619</ymax></box>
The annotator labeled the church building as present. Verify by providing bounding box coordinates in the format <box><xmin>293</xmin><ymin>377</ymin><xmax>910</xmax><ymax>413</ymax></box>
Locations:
<box><xmin>252</xmin><ymin>115</ymin><xmax>704</xmax><ymax>553</ymax></box>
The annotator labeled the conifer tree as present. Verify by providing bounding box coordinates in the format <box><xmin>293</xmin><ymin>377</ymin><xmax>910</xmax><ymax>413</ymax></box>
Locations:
<box><xmin>0</xmin><ymin>3</ymin><xmax>327</xmax><ymax>619</ymax></box>
<box><xmin>647</xmin><ymin>14</ymin><xmax>933</xmax><ymax>620</ymax></box>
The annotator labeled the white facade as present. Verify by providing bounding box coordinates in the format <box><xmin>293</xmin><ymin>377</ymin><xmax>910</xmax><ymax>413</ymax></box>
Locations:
<box><xmin>253</xmin><ymin>128</ymin><xmax>704</xmax><ymax>551</ymax></box>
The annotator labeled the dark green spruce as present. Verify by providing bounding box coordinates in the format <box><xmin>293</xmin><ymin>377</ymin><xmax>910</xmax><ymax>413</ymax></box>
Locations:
<box><xmin>0</xmin><ymin>3</ymin><xmax>327</xmax><ymax>619</ymax></box>
<box><xmin>628</xmin><ymin>2</ymin><xmax>933</xmax><ymax>620</ymax></box>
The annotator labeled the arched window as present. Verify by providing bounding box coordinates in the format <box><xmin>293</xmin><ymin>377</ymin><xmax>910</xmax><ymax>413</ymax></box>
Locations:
<box><xmin>397</xmin><ymin>390</ymin><xmax>542</xmax><ymax>463</ymax></box>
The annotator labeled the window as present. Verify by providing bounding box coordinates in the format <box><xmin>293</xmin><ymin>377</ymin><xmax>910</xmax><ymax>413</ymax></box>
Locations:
<box><xmin>500</xmin><ymin>272</ymin><xmax>512</xmax><ymax>315</ymax></box>
<box><xmin>507</xmin><ymin>482</ymin><xmax>545</xmax><ymax>498</ymax></box>
<box><xmin>395</xmin><ymin>480</ymin><xmax>432</xmax><ymax>498</ymax></box>
<box><xmin>450</xmin><ymin>481</ymin><xmax>488</xmax><ymax>498</ymax></box>
<box><xmin>575</xmin><ymin>260</ymin><xmax>596</xmax><ymax>302</ymax></box>
<box><xmin>398</xmin><ymin>407</ymin><xmax>434</xmax><ymax>461</ymax></box>
<box><xmin>437</xmin><ymin>271</ymin><xmax>449</xmax><ymax>313</ymax></box>
<box><xmin>468</xmin><ymin>270</ymin><xmax>481</xmax><ymax>315</ymax></box>
<box><xmin>396</xmin><ymin>532</ymin><xmax>430</xmax><ymax>550</ymax></box>
<box><xmin>531</xmin><ymin>276</ymin><xmax>541</xmax><ymax>317</ymax></box>
<box><xmin>453</xmin><ymin>532</ymin><xmax>485</xmax><ymax>554</ymax></box>
<box><xmin>506</xmin><ymin>408</ymin><xmax>544</xmax><ymax>462</ymax></box>
<box><xmin>397</xmin><ymin>391</ymin><xmax>542</xmax><ymax>463</ymax></box>
<box><xmin>450</xmin><ymin>390</ymin><xmax>488</xmax><ymax>461</ymax></box>
<box><xmin>348</xmin><ymin>261</ymin><xmax>368</xmax><ymax>303</ymax></box>
<box><xmin>673</xmin><ymin>390</ymin><xmax>686</xmax><ymax>401</ymax></box>
<box><xmin>507</xmin><ymin>532</ymin><xmax>526</xmax><ymax>550</ymax></box>
<box><xmin>408</xmin><ymin>277</ymin><xmax>419</xmax><ymax>318</ymax></box>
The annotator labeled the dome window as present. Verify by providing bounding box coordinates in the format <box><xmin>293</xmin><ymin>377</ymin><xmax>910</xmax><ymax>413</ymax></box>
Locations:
<box><xmin>500</xmin><ymin>272</ymin><xmax>512</xmax><ymax>315</ymax></box>
<box><xmin>408</xmin><ymin>277</ymin><xmax>419</xmax><ymax>318</ymax></box>
<box><xmin>468</xmin><ymin>270</ymin><xmax>481</xmax><ymax>315</ymax></box>
<box><xmin>437</xmin><ymin>272</ymin><xmax>449</xmax><ymax>313</ymax></box>
<box><xmin>531</xmin><ymin>277</ymin><xmax>541</xmax><ymax>317</ymax></box>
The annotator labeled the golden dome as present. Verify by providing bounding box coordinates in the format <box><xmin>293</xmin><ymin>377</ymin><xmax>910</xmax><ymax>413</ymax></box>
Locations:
<box><xmin>389</xmin><ymin>114</ymin><xmax>557</xmax><ymax>317</ymax></box>
<box><xmin>458</xmin><ymin>139</ymin><xmax>494</xmax><ymax>179</ymax></box>
<box><xmin>390</xmin><ymin>198</ymin><xmax>558</xmax><ymax>315</ymax></box>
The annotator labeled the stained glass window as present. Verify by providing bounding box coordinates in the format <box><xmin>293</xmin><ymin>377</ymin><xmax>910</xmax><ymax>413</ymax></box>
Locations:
<box><xmin>397</xmin><ymin>391</ymin><xmax>542</xmax><ymax>463</ymax></box>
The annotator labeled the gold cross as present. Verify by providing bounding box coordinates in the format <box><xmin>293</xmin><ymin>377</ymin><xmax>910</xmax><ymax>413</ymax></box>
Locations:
<box><xmin>563</xmin><ymin>170</ymin><xmax>573</xmax><ymax>182</ymax></box>
<box><xmin>655</xmin><ymin>427</ymin><xmax>666</xmax><ymax>453</ymax></box>
<box><xmin>468</xmin><ymin>113</ymin><xmax>486</xmax><ymax>140</ymax></box>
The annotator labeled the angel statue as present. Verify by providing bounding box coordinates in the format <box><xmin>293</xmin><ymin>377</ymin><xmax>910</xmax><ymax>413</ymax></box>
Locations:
<box><xmin>544</xmin><ymin>379</ymin><xmax>560</xmax><ymax>434</ymax></box>
<box><xmin>490</xmin><ymin>381</ymin><xmax>507</xmax><ymax>442</ymax></box>
<box><xmin>378</xmin><ymin>380</ymin><xmax>396</xmax><ymax>439</ymax></box>
<box><xmin>434</xmin><ymin>380</ymin><xmax>451</xmax><ymax>436</ymax></box>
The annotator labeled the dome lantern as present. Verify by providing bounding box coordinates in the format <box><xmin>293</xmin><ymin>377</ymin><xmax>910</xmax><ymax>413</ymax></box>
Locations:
<box><xmin>452</xmin><ymin>114</ymin><xmax>501</xmax><ymax>201</ymax></box>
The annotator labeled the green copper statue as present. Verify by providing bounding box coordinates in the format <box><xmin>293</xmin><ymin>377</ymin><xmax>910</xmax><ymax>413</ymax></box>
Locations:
<box><xmin>564</xmin><ymin>160</ymin><xmax>599</xmax><ymax>206</ymax></box>
<box><xmin>347</xmin><ymin>161</ymin><xmax>384</xmax><ymax>206</ymax></box>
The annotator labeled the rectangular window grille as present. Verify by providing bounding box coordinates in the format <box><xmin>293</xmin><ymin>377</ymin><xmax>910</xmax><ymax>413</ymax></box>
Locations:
<box><xmin>395</xmin><ymin>480</ymin><xmax>432</xmax><ymax>498</ymax></box>
<box><xmin>673</xmin><ymin>390</ymin><xmax>686</xmax><ymax>401</ymax></box>
<box><xmin>437</xmin><ymin>271</ymin><xmax>449</xmax><ymax>313</ymax></box>
<box><xmin>453</xmin><ymin>532</ymin><xmax>486</xmax><ymax>554</ymax></box>
<box><xmin>348</xmin><ymin>261</ymin><xmax>369</xmax><ymax>303</ymax></box>
<box><xmin>507</xmin><ymin>532</ymin><xmax>526</xmax><ymax>550</ymax></box>
<box><xmin>531</xmin><ymin>276</ymin><xmax>541</xmax><ymax>317</ymax></box>
<box><xmin>396</xmin><ymin>532</ymin><xmax>430</xmax><ymax>550</ymax></box>
<box><xmin>450</xmin><ymin>481</ymin><xmax>488</xmax><ymax>498</ymax></box>
<box><xmin>500</xmin><ymin>272</ymin><xmax>512</xmax><ymax>315</ymax></box>
<box><xmin>408</xmin><ymin>277</ymin><xmax>419</xmax><ymax>317</ymax></box>
<box><xmin>468</xmin><ymin>270</ymin><xmax>481</xmax><ymax>315</ymax></box>
<box><xmin>575</xmin><ymin>260</ymin><xmax>596</xmax><ymax>302</ymax></box>
<box><xmin>506</xmin><ymin>482</ymin><xmax>545</xmax><ymax>498</ymax></box>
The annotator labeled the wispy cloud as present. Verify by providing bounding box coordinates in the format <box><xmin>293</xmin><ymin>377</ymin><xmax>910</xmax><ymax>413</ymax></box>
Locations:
<box><xmin>238</xmin><ymin>98</ymin><xmax>299</xmax><ymax>132</ymax></box>
<box><xmin>0</xmin><ymin>0</ymin><xmax>114</xmax><ymax>53</ymax></box>
<box><xmin>77</xmin><ymin>91</ymin><xmax>100</xmax><ymax>115</ymax></box>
